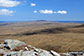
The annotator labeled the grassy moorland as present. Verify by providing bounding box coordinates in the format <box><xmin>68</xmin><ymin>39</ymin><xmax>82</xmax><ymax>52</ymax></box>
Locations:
<box><xmin>0</xmin><ymin>22</ymin><xmax>84</xmax><ymax>53</ymax></box>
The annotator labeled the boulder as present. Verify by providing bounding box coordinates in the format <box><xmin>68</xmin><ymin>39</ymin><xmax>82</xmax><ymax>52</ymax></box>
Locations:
<box><xmin>4</xmin><ymin>39</ymin><xmax>26</xmax><ymax>50</ymax></box>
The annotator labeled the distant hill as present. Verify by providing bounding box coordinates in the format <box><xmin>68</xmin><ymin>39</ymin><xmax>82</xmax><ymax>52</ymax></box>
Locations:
<box><xmin>0</xmin><ymin>23</ymin><xmax>10</xmax><ymax>26</ymax></box>
<box><xmin>34</xmin><ymin>20</ymin><xmax>49</xmax><ymax>22</ymax></box>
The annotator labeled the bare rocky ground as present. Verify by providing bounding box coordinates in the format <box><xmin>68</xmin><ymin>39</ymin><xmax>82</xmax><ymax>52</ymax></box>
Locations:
<box><xmin>0</xmin><ymin>39</ymin><xmax>60</xmax><ymax>56</ymax></box>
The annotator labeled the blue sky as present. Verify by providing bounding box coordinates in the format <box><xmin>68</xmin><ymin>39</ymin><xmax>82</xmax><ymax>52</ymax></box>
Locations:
<box><xmin>0</xmin><ymin>0</ymin><xmax>84</xmax><ymax>21</ymax></box>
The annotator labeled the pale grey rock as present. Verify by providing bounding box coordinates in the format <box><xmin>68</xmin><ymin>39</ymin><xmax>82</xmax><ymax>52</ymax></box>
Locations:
<box><xmin>0</xmin><ymin>49</ymin><xmax>5</xmax><ymax>53</ymax></box>
<box><xmin>17</xmin><ymin>50</ymin><xmax>23</xmax><ymax>56</ymax></box>
<box><xmin>22</xmin><ymin>50</ymin><xmax>37</xmax><ymax>56</ymax></box>
<box><xmin>4</xmin><ymin>50</ymin><xmax>23</xmax><ymax>56</ymax></box>
<box><xmin>4</xmin><ymin>39</ymin><xmax>26</xmax><ymax>50</ymax></box>
<box><xmin>50</xmin><ymin>50</ymin><xmax>60</xmax><ymax>56</ymax></box>
<box><xmin>0</xmin><ymin>39</ymin><xmax>60</xmax><ymax>56</ymax></box>
<box><xmin>39</xmin><ymin>50</ymin><xmax>53</xmax><ymax>56</ymax></box>
<box><xmin>28</xmin><ymin>45</ymin><xmax>33</xmax><ymax>48</ymax></box>
<box><xmin>25</xmin><ymin>47</ymin><xmax>29</xmax><ymax>51</ymax></box>
<box><xmin>0</xmin><ymin>44</ymin><xmax>4</xmax><ymax>47</ymax></box>
<box><xmin>64</xmin><ymin>53</ymin><xmax>70</xmax><ymax>56</ymax></box>
<box><xmin>33</xmin><ymin>47</ymin><xmax>42</xmax><ymax>53</ymax></box>
<box><xmin>4</xmin><ymin>52</ymin><xmax>18</xmax><ymax>56</ymax></box>
<box><xmin>28</xmin><ymin>45</ymin><xmax>36</xmax><ymax>49</ymax></box>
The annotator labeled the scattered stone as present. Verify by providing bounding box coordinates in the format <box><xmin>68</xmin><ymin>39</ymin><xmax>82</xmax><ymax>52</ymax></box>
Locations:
<box><xmin>0</xmin><ymin>39</ymin><xmax>60</xmax><ymax>56</ymax></box>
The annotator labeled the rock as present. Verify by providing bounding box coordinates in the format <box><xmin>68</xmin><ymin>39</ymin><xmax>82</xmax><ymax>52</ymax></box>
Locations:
<box><xmin>4</xmin><ymin>51</ymin><xmax>18</xmax><ymax>56</ymax></box>
<box><xmin>4</xmin><ymin>50</ymin><xmax>23</xmax><ymax>56</ymax></box>
<box><xmin>0</xmin><ymin>44</ymin><xmax>4</xmax><ymax>49</ymax></box>
<box><xmin>12</xmin><ymin>45</ymin><xmax>28</xmax><ymax>51</ymax></box>
<box><xmin>24</xmin><ymin>47</ymin><xmax>29</xmax><ymax>51</ymax></box>
<box><xmin>33</xmin><ymin>47</ymin><xmax>41</xmax><ymax>52</ymax></box>
<box><xmin>4</xmin><ymin>39</ymin><xmax>26</xmax><ymax>50</ymax></box>
<box><xmin>39</xmin><ymin>50</ymin><xmax>53</xmax><ymax>56</ymax></box>
<box><xmin>17</xmin><ymin>50</ymin><xmax>23</xmax><ymax>56</ymax></box>
<box><xmin>61</xmin><ymin>53</ymin><xmax>70</xmax><ymax>56</ymax></box>
<box><xmin>0</xmin><ymin>49</ymin><xmax>5</xmax><ymax>54</ymax></box>
<box><xmin>27</xmin><ymin>45</ymin><xmax>36</xmax><ymax>50</ymax></box>
<box><xmin>50</xmin><ymin>50</ymin><xmax>60</xmax><ymax>56</ymax></box>
<box><xmin>0</xmin><ymin>39</ymin><xmax>61</xmax><ymax>56</ymax></box>
<box><xmin>22</xmin><ymin>50</ymin><xmax>37</xmax><ymax>56</ymax></box>
<box><xmin>0</xmin><ymin>49</ymin><xmax>4</xmax><ymax>56</ymax></box>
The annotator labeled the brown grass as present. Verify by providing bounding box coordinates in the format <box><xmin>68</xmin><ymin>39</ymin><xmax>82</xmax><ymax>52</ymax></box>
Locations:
<box><xmin>0</xmin><ymin>22</ymin><xmax>84</xmax><ymax>53</ymax></box>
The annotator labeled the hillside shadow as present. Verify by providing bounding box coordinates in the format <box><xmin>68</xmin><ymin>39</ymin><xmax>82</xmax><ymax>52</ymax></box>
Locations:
<box><xmin>72</xmin><ymin>24</ymin><xmax>84</xmax><ymax>28</ymax></box>
<box><xmin>17</xmin><ymin>27</ymin><xmax>68</xmax><ymax>36</ymax></box>
<box><xmin>0</xmin><ymin>27</ymin><xmax>70</xmax><ymax>36</ymax></box>
<box><xmin>1</xmin><ymin>24</ymin><xmax>84</xmax><ymax>36</ymax></box>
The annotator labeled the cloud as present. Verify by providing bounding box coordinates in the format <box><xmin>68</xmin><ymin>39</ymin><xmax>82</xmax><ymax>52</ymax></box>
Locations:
<box><xmin>34</xmin><ymin>9</ymin><xmax>68</xmax><ymax>14</ymax></box>
<box><xmin>34</xmin><ymin>10</ymin><xmax>37</xmax><ymax>13</ymax></box>
<box><xmin>0</xmin><ymin>9</ymin><xmax>14</xmax><ymax>16</ymax></box>
<box><xmin>40</xmin><ymin>9</ymin><xmax>53</xmax><ymax>14</ymax></box>
<box><xmin>0</xmin><ymin>0</ymin><xmax>20</xmax><ymax>7</ymax></box>
<box><xmin>57</xmin><ymin>10</ymin><xmax>67</xmax><ymax>14</ymax></box>
<box><xmin>31</xmin><ymin>3</ymin><xmax>36</xmax><ymax>7</ymax></box>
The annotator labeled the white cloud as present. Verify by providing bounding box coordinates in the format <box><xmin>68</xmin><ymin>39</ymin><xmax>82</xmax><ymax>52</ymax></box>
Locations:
<box><xmin>40</xmin><ymin>9</ymin><xmax>53</xmax><ymax>14</ymax></box>
<box><xmin>31</xmin><ymin>3</ymin><xmax>36</xmax><ymax>7</ymax></box>
<box><xmin>34</xmin><ymin>10</ymin><xmax>37</xmax><ymax>13</ymax></box>
<box><xmin>34</xmin><ymin>9</ymin><xmax>68</xmax><ymax>14</ymax></box>
<box><xmin>57</xmin><ymin>10</ymin><xmax>67</xmax><ymax>14</ymax></box>
<box><xmin>0</xmin><ymin>9</ymin><xmax>14</xmax><ymax>16</ymax></box>
<box><xmin>0</xmin><ymin>0</ymin><xmax>20</xmax><ymax>7</ymax></box>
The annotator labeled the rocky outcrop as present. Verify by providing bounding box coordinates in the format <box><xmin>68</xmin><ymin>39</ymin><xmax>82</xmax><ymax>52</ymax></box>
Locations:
<box><xmin>4</xmin><ymin>39</ymin><xmax>26</xmax><ymax>50</ymax></box>
<box><xmin>0</xmin><ymin>39</ymin><xmax>60</xmax><ymax>56</ymax></box>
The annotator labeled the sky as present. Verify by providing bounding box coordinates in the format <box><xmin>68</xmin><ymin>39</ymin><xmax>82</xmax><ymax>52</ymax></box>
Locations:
<box><xmin>0</xmin><ymin>0</ymin><xmax>84</xmax><ymax>21</ymax></box>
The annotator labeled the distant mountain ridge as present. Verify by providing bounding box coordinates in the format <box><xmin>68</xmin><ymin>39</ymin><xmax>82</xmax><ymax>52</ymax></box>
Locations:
<box><xmin>34</xmin><ymin>20</ymin><xmax>49</xmax><ymax>22</ymax></box>
<box><xmin>0</xmin><ymin>21</ymin><xmax>84</xmax><ymax>23</ymax></box>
